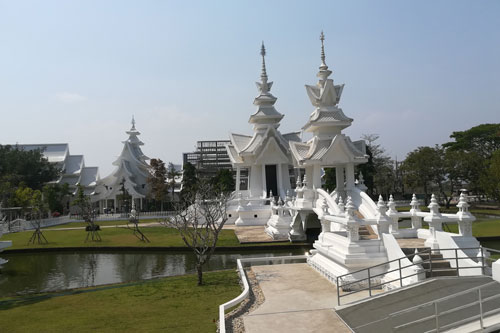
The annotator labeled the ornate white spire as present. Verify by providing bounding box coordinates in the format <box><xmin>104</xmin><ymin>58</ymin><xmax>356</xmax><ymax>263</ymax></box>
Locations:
<box><xmin>249</xmin><ymin>42</ymin><xmax>283</xmax><ymax>127</ymax></box>
<box><xmin>317</xmin><ymin>31</ymin><xmax>332</xmax><ymax>81</ymax></box>
<box><xmin>260</xmin><ymin>42</ymin><xmax>268</xmax><ymax>85</ymax></box>
<box><xmin>320</xmin><ymin>31</ymin><xmax>327</xmax><ymax>71</ymax></box>
<box><xmin>131</xmin><ymin>115</ymin><xmax>136</xmax><ymax>130</ymax></box>
<box><xmin>256</xmin><ymin>42</ymin><xmax>272</xmax><ymax>95</ymax></box>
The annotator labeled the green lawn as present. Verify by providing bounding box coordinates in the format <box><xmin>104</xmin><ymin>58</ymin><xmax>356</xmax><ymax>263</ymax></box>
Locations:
<box><xmin>45</xmin><ymin>219</ymin><xmax>153</xmax><ymax>229</ymax></box>
<box><xmin>0</xmin><ymin>270</ymin><xmax>241</xmax><ymax>333</ymax></box>
<box><xmin>397</xmin><ymin>206</ymin><xmax>500</xmax><ymax>216</ymax></box>
<box><xmin>3</xmin><ymin>226</ymin><xmax>293</xmax><ymax>250</ymax></box>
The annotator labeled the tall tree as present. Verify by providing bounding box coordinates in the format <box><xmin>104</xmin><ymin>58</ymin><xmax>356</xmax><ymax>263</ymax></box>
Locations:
<box><xmin>401</xmin><ymin>146</ymin><xmax>443</xmax><ymax>205</ymax></box>
<box><xmin>166</xmin><ymin>162</ymin><xmax>181</xmax><ymax>204</ymax></box>
<box><xmin>147</xmin><ymin>158</ymin><xmax>168</xmax><ymax>211</ymax></box>
<box><xmin>43</xmin><ymin>183</ymin><xmax>70</xmax><ymax>214</ymax></box>
<box><xmin>0</xmin><ymin>145</ymin><xmax>59</xmax><ymax>190</ymax></box>
<box><xmin>443</xmin><ymin>123</ymin><xmax>500</xmax><ymax>159</ymax></box>
<box><xmin>481</xmin><ymin>150</ymin><xmax>500</xmax><ymax>203</ymax></box>
<box><xmin>211</xmin><ymin>169</ymin><xmax>235</xmax><ymax>194</ymax></box>
<box><xmin>181</xmin><ymin>162</ymin><xmax>198</xmax><ymax>202</ymax></box>
<box><xmin>322</xmin><ymin>168</ymin><xmax>336</xmax><ymax>192</ymax></box>
<box><xmin>167</xmin><ymin>180</ymin><xmax>229</xmax><ymax>285</ymax></box>
<box><xmin>361</xmin><ymin>134</ymin><xmax>395</xmax><ymax>198</ymax></box>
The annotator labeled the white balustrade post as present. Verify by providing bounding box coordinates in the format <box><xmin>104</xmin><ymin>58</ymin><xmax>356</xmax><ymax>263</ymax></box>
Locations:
<box><xmin>456</xmin><ymin>192</ymin><xmax>475</xmax><ymax>237</ymax></box>
<box><xmin>376</xmin><ymin>195</ymin><xmax>391</xmax><ymax>236</ymax></box>
<box><xmin>410</xmin><ymin>194</ymin><xmax>422</xmax><ymax>229</ymax></box>
<box><xmin>424</xmin><ymin>194</ymin><xmax>444</xmax><ymax>250</ymax></box>
<box><xmin>345</xmin><ymin>196</ymin><xmax>359</xmax><ymax>242</ymax></box>
<box><xmin>387</xmin><ymin>194</ymin><xmax>399</xmax><ymax>233</ymax></box>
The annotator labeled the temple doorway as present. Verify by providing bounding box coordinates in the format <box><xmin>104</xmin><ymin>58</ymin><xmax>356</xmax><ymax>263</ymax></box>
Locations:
<box><xmin>265</xmin><ymin>164</ymin><xmax>278</xmax><ymax>198</ymax></box>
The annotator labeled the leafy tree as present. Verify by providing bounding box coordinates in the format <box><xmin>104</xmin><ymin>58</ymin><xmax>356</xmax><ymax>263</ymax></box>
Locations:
<box><xmin>43</xmin><ymin>183</ymin><xmax>70</xmax><ymax>214</ymax></box>
<box><xmin>166</xmin><ymin>162</ymin><xmax>181</xmax><ymax>204</ymax></box>
<box><xmin>361</xmin><ymin>134</ymin><xmax>395</xmax><ymax>198</ymax></box>
<box><xmin>167</xmin><ymin>180</ymin><xmax>228</xmax><ymax>285</ymax></box>
<box><xmin>443</xmin><ymin>123</ymin><xmax>500</xmax><ymax>198</ymax></box>
<box><xmin>481</xmin><ymin>150</ymin><xmax>500</xmax><ymax>203</ymax></box>
<box><xmin>0</xmin><ymin>145</ymin><xmax>60</xmax><ymax>191</ymax></box>
<box><xmin>356</xmin><ymin>145</ymin><xmax>375</xmax><ymax>196</ymax></box>
<box><xmin>117</xmin><ymin>178</ymin><xmax>132</xmax><ymax>213</ymax></box>
<box><xmin>211</xmin><ymin>169</ymin><xmax>235</xmax><ymax>194</ymax></box>
<box><xmin>147</xmin><ymin>158</ymin><xmax>168</xmax><ymax>211</ymax></box>
<box><xmin>401</xmin><ymin>146</ymin><xmax>443</xmax><ymax>205</ymax></box>
<box><xmin>12</xmin><ymin>184</ymin><xmax>35</xmax><ymax>218</ymax></box>
<box><xmin>443</xmin><ymin>123</ymin><xmax>500</xmax><ymax>159</ymax></box>
<box><xmin>181</xmin><ymin>162</ymin><xmax>198</xmax><ymax>202</ymax></box>
<box><xmin>322</xmin><ymin>168</ymin><xmax>336</xmax><ymax>192</ymax></box>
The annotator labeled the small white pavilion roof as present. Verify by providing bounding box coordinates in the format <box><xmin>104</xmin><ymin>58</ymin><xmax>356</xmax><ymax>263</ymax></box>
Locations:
<box><xmin>18</xmin><ymin>143</ymin><xmax>69</xmax><ymax>163</ymax></box>
<box><xmin>64</xmin><ymin>155</ymin><xmax>84</xmax><ymax>175</ymax></box>
<box><xmin>79</xmin><ymin>167</ymin><xmax>99</xmax><ymax>187</ymax></box>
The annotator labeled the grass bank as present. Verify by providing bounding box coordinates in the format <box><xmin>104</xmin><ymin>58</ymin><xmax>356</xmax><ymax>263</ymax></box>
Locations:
<box><xmin>2</xmin><ymin>227</ymin><xmax>297</xmax><ymax>251</ymax></box>
<box><xmin>44</xmin><ymin>219</ymin><xmax>150</xmax><ymax>229</ymax></box>
<box><xmin>0</xmin><ymin>270</ymin><xmax>240</xmax><ymax>332</ymax></box>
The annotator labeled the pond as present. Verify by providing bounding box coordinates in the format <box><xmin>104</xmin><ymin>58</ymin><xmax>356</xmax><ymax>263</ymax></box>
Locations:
<box><xmin>0</xmin><ymin>248</ymin><xmax>308</xmax><ymax>297</ymax></box>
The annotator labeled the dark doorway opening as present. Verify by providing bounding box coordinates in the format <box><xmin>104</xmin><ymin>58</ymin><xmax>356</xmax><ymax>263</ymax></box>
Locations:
<box><xmin>265</xmin><ymin>164</ymin><xmax>278</xmax><ymax>198</ymax></box>
<box><xmin>305</xmin><ymin>228</ymin><xmax>321</xmax><ymax>243</ymax></box>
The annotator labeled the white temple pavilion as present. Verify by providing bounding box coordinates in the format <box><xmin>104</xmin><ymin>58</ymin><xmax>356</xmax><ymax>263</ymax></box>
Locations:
<box><xmin>225</xmin><ymin>43</ymin><xmax>300</xmax><ymax>226</ymax></box>
<box><xmin>224</xmin><ymin>33</ymin><xmax>488</xmax><ymax>292</ymax></box>
<box><xmin>94</xmin><ymin>118</ymin><xmax>150</xmax><ymax>213</ymax></box>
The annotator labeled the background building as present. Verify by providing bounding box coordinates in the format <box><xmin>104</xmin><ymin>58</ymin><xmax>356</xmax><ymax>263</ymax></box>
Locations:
<box><xmin>183</xmin><ymin>140</ymin><xmax>232</xmax><ymax>179</ymax></box>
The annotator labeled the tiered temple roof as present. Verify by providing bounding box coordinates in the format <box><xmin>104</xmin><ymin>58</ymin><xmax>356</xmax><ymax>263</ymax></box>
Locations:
<box><xmin>289</xmin><ymin>32</ymin><xmax>367</xmax><ymax>167</ymax></box>
<box><xmin>18</xmin><ymin>143</ymin><xmax>100</xmax><ymax>195</ymax></box>
<box><xmin>95</xmin><ymin>118</ymin><xmax>150</xmax><ymax>200</ymax></box>
<box><xmin>226</xmin><ymin>43</ymin><xmax>300</xmax><ymax>166</ymax></box>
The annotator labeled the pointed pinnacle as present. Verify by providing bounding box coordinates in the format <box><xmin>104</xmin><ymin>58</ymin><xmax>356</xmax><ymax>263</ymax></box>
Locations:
<box><xmin>320</xmin><ymin>31</ymin><xmax>326</xmax><ymax>67</ymax></box>
<box><xmin>260</xmin><ymin>42</ymin><xmax>268</xmax><ymax>82</ymax></box>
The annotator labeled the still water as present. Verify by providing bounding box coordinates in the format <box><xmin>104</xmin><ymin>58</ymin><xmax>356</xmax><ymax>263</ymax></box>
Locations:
<box><xmin>0</xmin><ymin>249</ymin><xmax>306</xmax><ymax>297</ymax></box>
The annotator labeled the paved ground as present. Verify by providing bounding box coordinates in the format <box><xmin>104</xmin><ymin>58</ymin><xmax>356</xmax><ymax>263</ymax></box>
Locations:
<box><xmin>243</xmin><ymin>263</ymin><xmax>351</xmax><ymax>333</ymax></box>
<box><xmin>396</xmin><ymin>237</ymin><xmax>426</xmax><ymax>249</ymax></box>
<box><xmin>336</xmin><ymin>276</ymin><xmax>500</xmax><ymax>333</ymax></box>
<box><xmin>233</xmin><ymin>226</ymin><xmax>282</xmax><ymax>243</ymax></box>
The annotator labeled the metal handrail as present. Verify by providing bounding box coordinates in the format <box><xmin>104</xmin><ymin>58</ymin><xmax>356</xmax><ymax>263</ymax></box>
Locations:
<box><xmin>391</xmin><ymin>281</ymin><xmax>500</xmax><ymax>332</ymax></box>
<box><xmin>336</xmin><ymin>246</ymin><xmax>497</xmax><ymax>306</ymax></box>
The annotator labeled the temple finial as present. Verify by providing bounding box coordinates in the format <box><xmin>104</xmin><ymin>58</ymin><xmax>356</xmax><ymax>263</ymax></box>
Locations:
<box><xmin>131</xmin><ymin>115</ymin><xmax>136</xmax><ymax>130</ymax></box>
<box><xmin>320</xmin><ymin>31</ymin><xmax>328</xmax><ymax>70</ymax></box>
<box><xmin>260</xmin><ymin>41</ymin><xmax>268</xmax><ymax>83</ymax></box>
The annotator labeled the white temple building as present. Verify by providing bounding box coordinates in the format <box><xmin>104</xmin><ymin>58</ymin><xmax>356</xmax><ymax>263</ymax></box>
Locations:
<box><xmin>226</xmin><ymin>43</ymin><xmax>300</xmax><ymax>226</ymax></box>
<box><xmin>224</xmin><ymin>33</ymin><xmax>489</xmax><ymax>295</ymax></box>
<box><xmin>94</xmin><ymin>118</ymin><xmax>151</xmax><ymax>213</ymax></box>
<box><xmin>18</xmin><ymin>144</ymin><xmax>100</xmax><ymax>197</ymax></box>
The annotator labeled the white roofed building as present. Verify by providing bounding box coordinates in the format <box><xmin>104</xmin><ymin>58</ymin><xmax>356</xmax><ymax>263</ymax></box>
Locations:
<box><xmin>17</xmin><ymin>143</ymin><xmax>100</xmax><ymax>213</ymax></box>
<box><xmin>94</xmin><ymin>118</ymin><xmax>151</xmax><ymax>213</ymax></box>
<box><xmin>225</xmin><ymin>44</ymin><xmax>301</xmax><ymax>226</ymax></box>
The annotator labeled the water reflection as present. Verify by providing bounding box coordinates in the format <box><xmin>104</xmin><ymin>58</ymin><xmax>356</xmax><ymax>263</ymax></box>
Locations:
<box><xmin>0</xmin><ymin>249</ymin><xmax>304</xmax><ymax>296</ymax></box>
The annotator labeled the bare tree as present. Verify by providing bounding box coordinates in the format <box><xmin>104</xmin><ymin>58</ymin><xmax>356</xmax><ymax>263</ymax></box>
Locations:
<box><xmin>72</xmin><ymin>184</ymin><xmax>101</xmax><ymax>242</ymax></box>
<box><xmin>166</xmin><ymin>181</ymin><xmax>229</xmax><ymax>285</ymax></box>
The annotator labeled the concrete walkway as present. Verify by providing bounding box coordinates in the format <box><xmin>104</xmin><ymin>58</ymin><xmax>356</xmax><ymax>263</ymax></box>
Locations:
<box><xmin>243</xmin><ymin>263</ymin><xmax>351</xmax><ymax>333</ymax></box>
<box><xmin>336</xmin><ymin>276</ymin><xmax>499</xmax><ymax>333</ymax></box>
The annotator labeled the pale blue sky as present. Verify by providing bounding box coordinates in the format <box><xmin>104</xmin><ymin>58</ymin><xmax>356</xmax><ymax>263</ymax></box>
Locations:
<box><xmin>1</xmin><ymin>1</ymin><xmax>499</xmax><ymax>175</ymax></box>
